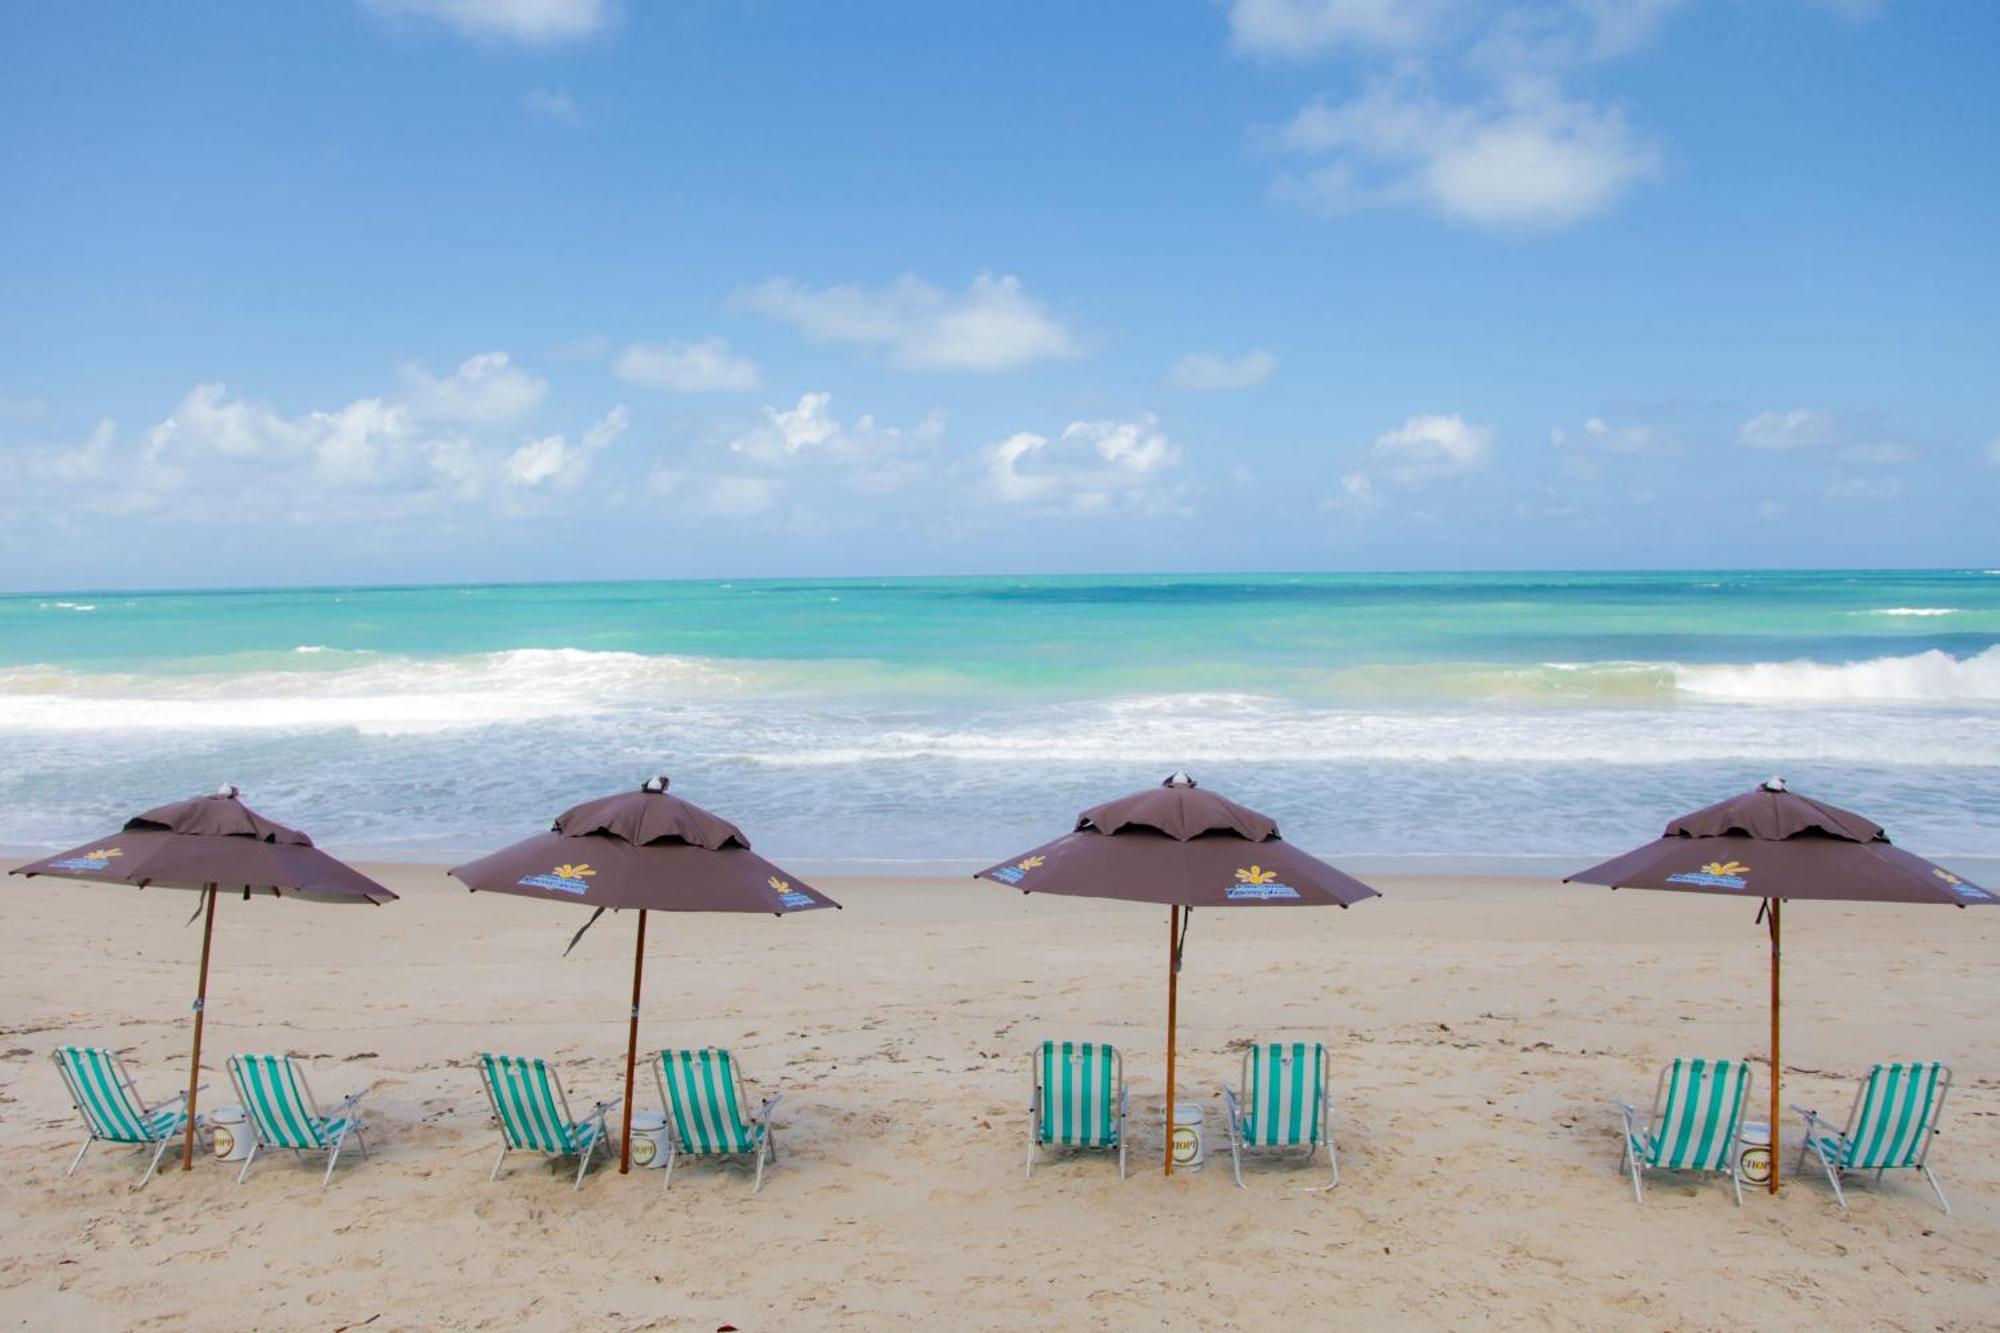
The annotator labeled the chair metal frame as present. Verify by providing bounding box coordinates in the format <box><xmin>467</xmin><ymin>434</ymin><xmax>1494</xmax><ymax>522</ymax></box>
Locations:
<box><xmin>51</xmin><ymin>1046</ymin><xmax>207</xmax><ymax>1188</ymax></box>
<box><xmin>1792</xmin><ymin>1062</ymin><xmax>1953</xmax><ymax>1214</ymax></box>
<box><xmin>1222</xmin><ymin>1042</ymin><xmax>1336</xmax><ymax>1190</ymax></box>
<box><xmin>226</xmin><ymin>1053</ymin><xmax>371</xmax><ymax>1188</ymax></box>
<box><xmin>652</xmin><ymin>1048</ymin><xmax>783</xmax><ymax>1193</ymax></box>
<box><xmin>1616</xmin><ymin>1059</ymin><xmax>1751</xmax><ymax>1207</ymax></box>
<box><xmin>1025</xmin><ymin>1041</ymin><xmax>1129</xmax><ymax>1180</ymax></box>
<box><xmin>476</xmin><ymin>1052</ymin><xmax>619</xmax><ymax>1191</ymax></box>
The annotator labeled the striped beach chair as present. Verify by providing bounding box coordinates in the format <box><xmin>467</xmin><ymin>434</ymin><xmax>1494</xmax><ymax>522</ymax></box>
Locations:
<box><xmin>1026</xmin><ymin>1040</ymin><xmax>1127</xmax><ymax>1179</ymax></box>
<box><xmin>51</xmin><ymin>1046</ymin><xmax>204</xmax><ymax>1188</ymax></box>
<box><xmin>653</xmin><ymin>1048</ymin><xmax>782</xmax><ymax>1192</ymax></box>
<box><xmin>1222</xmin><ymin>1041</ymin><xmax>1335</xmax><ymax>1188</ymax></box>
<box><xmin>226</xmin><ymin>1053</ymin><xmax>371</xmax><ymax>1187</ymax></box>
<box><xmin>477</xmin><ymin>1053</ymin><xmax>618</xmax><ymax>1190</ymax></box>
<box><xmin>1616</xmin><ymin>1057</ymin><xmax>1751</xmax><ymax>1205</ymax></box>
<box><xmin>1793</xmin><ymin>1062</ymin><xmax>1954</xmax><ymax>1213</ymax></box>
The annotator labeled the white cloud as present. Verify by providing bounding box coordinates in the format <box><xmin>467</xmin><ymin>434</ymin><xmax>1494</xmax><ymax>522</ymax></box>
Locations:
<box><xmin>0</xmin><ymin>391</ymin><xmax>47</xmax><ymax>421</ymax></box>
<box><xmin>1368</xmin><ymin>413</ymin><xmax>1493</xmax><ymax>483</ymax></box>
<box><xmin>1986</xmin><ymin>437</ymin><xmax>2000</xmax><ymax>468</ymax></box>
<box><xmin>615</xmin><ymin>337</ymin><xmax>761</xmax><ymax>393</ymax></box>
<box><xmin>1825</xmin><ymin>474</ymin><xmax>1903</xmax><ymax>501</ymax></box>
<box><xmin>733</xmin><ymin>272</ymin><xmax>1081</xmax><ymax>372</ymax></box>
<box><xmin>984</xmin><ymin>415</ymin><xmax>1185</xmax><ymax>515</ymax></box>
<box><xmin>1167</xmin><ymin>350</ymin><xmax>1277</xmax><ymax>392</ymax></box>
<box><xmin>1549</xmin><ymin>415</ymin><xmax>1676</xmax><ymax>455</ymax></box>
<box><xmin>363</xmin><ymin>0</ymin><xmax>611</xmax><ymax>45</ymax></box>
<box><xmin>1324</xmin><ymin>470</ymin><xmax>1381</xmax><ymax>511</ymax></box>
<box><xmin>522</xmin><ymin>87</ymin><xmax>581</xmax><ymax>125</ymax></box>
<box><xmin>1228</xmin><ymin>0</ymin><xmax>1452</xmax><ymax>57</ymax></box>
<box><xmin>707</xmin><ymin>475</ymin><xmax>783</xmax><ymax>516</ymax></box>
<box><xmin>402</xmin><ymin>351</ymin><xmax>547</xmax><ymax>425</ymax></box>
<box><xmin>506</xmin><ymin>403</ymin><xmax>625</xmax><ymax>489</ymax></box>
<box><xmin>1276</xmin><ymin>76</ymin><xmax>1658</xmax><ymax>229</ymax></box>
<box><xmin>722</xmin><ymin>393</ymin><xmax>945</xmax><ymax>494</ymax></box>
<box><xmin>1738</xmin><ymin>407</ymin><xmax>1837</xmax><ymax>450</ymax></box>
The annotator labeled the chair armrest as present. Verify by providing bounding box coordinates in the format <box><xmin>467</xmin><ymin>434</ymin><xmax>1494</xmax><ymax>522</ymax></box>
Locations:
<box><xmin>151</xmin><ymin>1083</ymin><xmax>208</xmax><ymax>1112</ymax></box>
<box><xmin>1790</xmin><ymin>1103</ymin><xmax>1833</xmax><ymax>1137</ymax></box>
<box><xmin>589</xmin><ymin>1098</ymin><xmax>621</xmax><ymax>1119</ymax></box>
<box><xmin>333</xmin><ymin>1088</ymin><xmax>371</xmax><ymax>1115</ymax></box>
<box><xmin>755</xmin><ymin>1094</ymin><xmax>784</xmax><ymax>1123</ymax></box>
<box><xmin>1222</xmin><ymin>1085</ymin><xmax>1241</xmax><ymax>1125</ymax></box>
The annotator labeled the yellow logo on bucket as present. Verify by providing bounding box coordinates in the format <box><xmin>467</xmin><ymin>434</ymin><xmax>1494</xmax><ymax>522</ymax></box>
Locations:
<box><xmin>1234</xmin><ymin>865</ymin><xmax>1279</xmax><ymax>885</ymax></box>
<box><xmin>553</xmin><ymin>863</ymin><xmax>595</xmax><ymax>881</ymax></box>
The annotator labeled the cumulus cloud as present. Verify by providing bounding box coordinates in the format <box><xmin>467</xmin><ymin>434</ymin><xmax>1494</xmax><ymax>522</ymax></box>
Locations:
<box><xmin>615</xmin><ymin>337</ymin><xmax>761</xmax><ymax>393</ymax></box>
<box><xmin>1549</xmin><ymin>415</ymin><xmax>1677</xmax><ymax>455</ymax></box>
<box><xmin>363</xmin><ymin>0</ymin><xmax>611</xmax><ymax>45</ymax></box>
<box><xmin>1167</xmin><ymin>350</ymin><xmax>1277</xmax><ymax>392</ymax></box>
<box><xmin>733</xmin><ymin>272</ymin><xmax>1081</xmax><ymax>372</ymax></box>
<box><xmin>401</xmin><ymin>351</ymin><xmax>547</xmax><ymax>425</ymax></box>
<box><xmin>1736</xmin><ymin>407</ymin><xmax>1916</xmax><ymax>463</ymax></box>
<box><xmin>984</xmin><ymin>415</ymin><xmax>1185</xmax><ymax>515</ymax></box>
<box><xmin>723</xmin><ymin>393</ymin><xmax>944</xmax><ymax>494</ymax></box>
<box><xmin>1737</xmin><ymin>407</ymin><xmax>1838</xmax><ymax>450</ymax></box>
<box><xmin>1367</xmin><ymin>413</ymin><xmax>1493</xmax><ymax>483</ymax></box>
<box><xmin>1275</xmin><ymin>76</ymin><xmax>1658</xmax><ymax>229</ymax></box>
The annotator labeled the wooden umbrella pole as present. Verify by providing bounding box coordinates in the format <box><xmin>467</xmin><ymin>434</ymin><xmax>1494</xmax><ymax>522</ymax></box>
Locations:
<box><xmin>620</xmin><ymin>908</ymin><xmax>648</xmax><ymax>1173</ymax></box>
<box><xmin>1768</xmin><ymin>896</ymin><xmax>1781</xmax><ymax>1194</ymax></box>
<box><xmin>1164</xmin><ymin>904</ymin><xmax>1179</xmax><ymax>1177</ymax></box>
<box><xmin>182</xmin><ymin>884</ymin><xmax>217</xmax><ymax>1170</ymax></box>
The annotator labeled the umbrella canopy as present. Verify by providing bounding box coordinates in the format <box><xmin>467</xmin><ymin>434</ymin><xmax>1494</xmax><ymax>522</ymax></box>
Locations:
<box><xmin>976</xmin><ymin>775</ymin><xmax>1378</xmax><ymax>909</ymax></box>
<box><xmin>449</xmin><ymin>776</ymin><xmax>837</xmax><ymax>1173</ymax></box>
<box><xmin>13</xmin><ymin>789</ymin><xmax>395</xmax><ymax>903</ymax></box>
<box><xmin>8</xmin><ymin>785</ymin><xmax>394</xmax><ymax>1173</ymax></box>
<box><xmin>1566</xmin><ymin>777</ymin><xmax>1992</xmax><ymax>1194</ymax></box>
<box><xmin>1568</xmin><ymin>781</ymin><xmax>1995</xmax><ymax>907</ymax></box>
<box><xmin>976</xmin><ymin>772</ymin><xmax>1379</xmax><ymax>1175</ymax></box>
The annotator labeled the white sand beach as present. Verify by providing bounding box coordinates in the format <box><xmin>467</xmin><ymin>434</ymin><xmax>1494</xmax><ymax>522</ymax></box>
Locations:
<box><xmin>2</xmin><ymin>865</ymin><xmax>1995</xmax><ymax>1330</ymax></box>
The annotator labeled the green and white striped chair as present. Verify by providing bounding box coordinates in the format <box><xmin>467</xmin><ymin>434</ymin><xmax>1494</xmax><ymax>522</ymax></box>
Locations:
<box><xmin>1027</xmin><ymin>1040</ymin><xmax>1128</xmax><ymax>1179</ymax></box>
<box><xmin>1617</xmin><ymin>1057</ymin><xmax>1751</xmax><ymax>1205</ymax></box>
<box><xmin>226</xmin><ymin>1052</ymin><xmax>371</xmax><ymax>1188</ymax></box>
<box><xmin>653</xmin><ymin>1048</ymin><xmax>782</xmax><ymax>1192</ymax></box>
<box><xmin>51</xmin><ymin>1046</ymin><xmax>205</xmax><ymax>1188</ymax></box>
<box><xmin>1222</xmin><ymin>1041</ymin><xmax>1335</xmax><ymax>1189</ymax></box>
<box><xmin>1793</xmin><ymin>1062</ymin><xmax>1954</xmax><ymax>1214</ymax></box>
<box><xmin>476</xmin><ymin>1052</ymin><xmax>618</xmax><ymax>1190</ymax></box>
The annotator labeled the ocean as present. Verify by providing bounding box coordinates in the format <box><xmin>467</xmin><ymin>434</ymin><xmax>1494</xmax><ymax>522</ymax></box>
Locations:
<box><xmin>3</xmin><ymin>570</ymin><xmax>1997</xmax><ymax>877</ymax></box>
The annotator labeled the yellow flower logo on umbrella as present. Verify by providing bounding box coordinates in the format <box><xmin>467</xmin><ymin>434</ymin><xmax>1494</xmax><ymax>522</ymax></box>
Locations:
<box><xmin>1016</xmin><ymin>855</ymin><xmax>1046</xmax><ymax>872</ymax></box>
<box><xmin>769</xmin><ymin>876</ymin><xmax>789</xmax><ymax>893</ymax></box>
<box><xmin>1701</xmin><ymin>860</ymin><xmax>1749</xmax><ymax>878</ymax></box>
<box><xmin>1935</xmin><ymin>868</ymin><xmax>1962</xmax><ymax>886</ymax></box>
<box><xmin>83</xmin><ymin>848</ymin><xmax>122</xmax><ymax>861</ymax></box>
<box><xmin>1235</xmin><ymin>865</ymin><xmax>1279</xmax><ymax>885</ymax></box>
<box><xmin>553</xmin><ymin>863</ymin><xmax>595</xmax><ymax>881</ymax></box>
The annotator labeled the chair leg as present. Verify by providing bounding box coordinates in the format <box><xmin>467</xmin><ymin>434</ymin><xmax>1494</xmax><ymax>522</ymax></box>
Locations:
<box><xmin>351</xmin><ymin>1126</ymin><xmax>370</xmax><ymax>1157</ymax></box>
<box><xmin>1921</xmin><ymin>1166</ymin><xmax>1951</xmax><ymax>1216</ymax></box>
<box><xmin>139</xmin><ymin>1135</ymin><xmax>174</xmax><ymax>1189</ymax></box>
<box><xmin>1730</xmin><ymin>1165</ymin><xmax>1743</xmax><ymax>1207</ymax></box>
<box><xmin>1024</xmin><ymin>1133</ymin><xmax>1037</xmax><ymax>1180</ymax></box>
<box><xmin>1627</xmin><ymin>1151</ymin><xmax>1645</xmax><ymax>1206</ymax></box>
<box><xmin>1230</xmin><ymin>1124</ymin><xmax>1245</xmax><ymax>1191</ymax></box>
<box><xmin>1326</xmin><ymin>1134</ymin><xmax>1339</xmax><ymax>1188</ymax></box>
<box><xmin>321</xmin><ymin>1143</ymin><xmax>342</xmax><ymax>1189</ymax></box>
<box><xmin>661</xmin><ymin>1141</ymin><xmax>676</xmax><ymax>1191</ymax></box>
<box><xmin>753</xmin><ymin>1137</ymin><xmax>768</xmax><ymax>1194</ymax></box>
<box><xmin>236</xmin><ymin>1139</ymin><xmax>259</xmax><ymax>1185</ymax></box>
<box><xmin>64</xmin><ymin>1137</ymin><xmax>92</xmax><ymax>1178</ymax></box>
<box><xmin>573</xmin><ymin>1137</ymin><xmax>595</xmax><ymax>1192</ymax></box>
<box><xmin>490</xmin><ymin>1145</ymin><xmax>509</xmax><ymax>1183</ymax></box>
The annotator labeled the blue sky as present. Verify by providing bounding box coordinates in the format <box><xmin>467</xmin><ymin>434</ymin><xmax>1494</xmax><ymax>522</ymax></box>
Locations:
<box><xmin>1</xmin><ymin>0</ymin><xmax>1996</xmax><ymax>589</ymax></box>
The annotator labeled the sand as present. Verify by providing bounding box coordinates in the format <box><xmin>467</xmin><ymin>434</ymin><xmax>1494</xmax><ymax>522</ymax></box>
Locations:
<box><xmin>2</xmin><ymin>864</ymin><xmax>1995</xmax><ymax>1330</ymax></box>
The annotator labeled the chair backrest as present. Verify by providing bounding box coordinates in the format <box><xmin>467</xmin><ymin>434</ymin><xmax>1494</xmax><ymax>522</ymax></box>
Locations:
<box><xmin>231</xmin><ymin>1053</ymin><xmax>329</xmax><ymax>1150</ymax></box>
<box><xmin>658</xmin><ymin>1048</ymin><xmax>756</xmax><ymax>1154</ymax></box>
<box><xmin>1240</xmin><ymin>1042</ymin><xmax>1325</xmax><ymax>1147</ymax></box>
<box><xmin>479</xmin><ymin>1053</ymin><xmax>579</xmax><ymax>1155</ymax></box>
<box><xmin>53</xmin><ymin>1046</ymin><xmax>155</xmax><ymax>1143</ymax></box>
<box><xmin>1034</xmin><ymin>1041</ymin><xmax>1120</xmax><ymax>1148</ymax></box>
<box><xmin>1840</xmin><ymin>1062</ymin><xmax>1950</xmax><ymax>1169</ymax></box>
<box><xmin>1644</xmin><ymin>1057</ymin><xmax>1749</xmax><ymax>1171</ymax></box>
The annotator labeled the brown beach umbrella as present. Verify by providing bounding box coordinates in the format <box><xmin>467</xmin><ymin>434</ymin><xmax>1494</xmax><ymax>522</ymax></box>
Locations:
<box><xmin>1566</xmin><ymin>777</ymin><xmax>1995</xmax><ymax>1193</ymax></box>
<box><xmin>449</xmin><ymin>776</ymin><xmax>838</xmax><ymax>1173</ymax></box>
<box><xmin>9</xmin><ymin>785</ymin><xmax>396</xmax><ymax>1171</ymax></box>
<box><xmin>975</xmin><ymin>772</ymin><xmax>1380</xmax><ymax>1175</ymax></box>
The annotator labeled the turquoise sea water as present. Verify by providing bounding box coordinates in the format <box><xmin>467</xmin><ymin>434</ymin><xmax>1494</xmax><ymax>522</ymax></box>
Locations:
<box><xmin>2</xmin><ymin>570</ymin><xmax>1996</xmax><ymax>873</ymax></box>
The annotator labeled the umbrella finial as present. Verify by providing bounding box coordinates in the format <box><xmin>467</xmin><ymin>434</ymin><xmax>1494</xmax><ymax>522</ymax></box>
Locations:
<box><xmin>1162</xmin><ymin>771</ymin><xmax>1197</xmax><ymax>789</ymax></box>
<box><xmin>642</xmin><ymin>775</ymin><xmax>670</xmax><ymax>793</ymax></box>
<box><xmin>1762</xmin><ymin>775</ymin><xmax>1788</xmax><ymax>793</ymax></box>
<box><xmin>216</xmin><ymin>782</ymin><xmax>240</xmax><ymax>799</ymax></box>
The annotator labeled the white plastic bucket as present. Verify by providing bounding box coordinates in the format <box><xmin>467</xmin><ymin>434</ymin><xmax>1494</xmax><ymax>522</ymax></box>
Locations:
<box><xmin>210</xmin><ymin>1107</ymin><xmax>251</xmax><ymax>1162</ymax></box>
<box><xmin>628</xmin><ymin>1112</ymin><xmax>670</xmax><ymax>1169</ymax></box>
<box><xmin>1171</xmin><ymin>1102</ymin><xmax>1205</xmax><ymax>1171</ymax></box>
<box><xmin>1738</xmin><ymin>1122</ymin><xmax>1771</xmax><ymax>1186</ymax></box>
